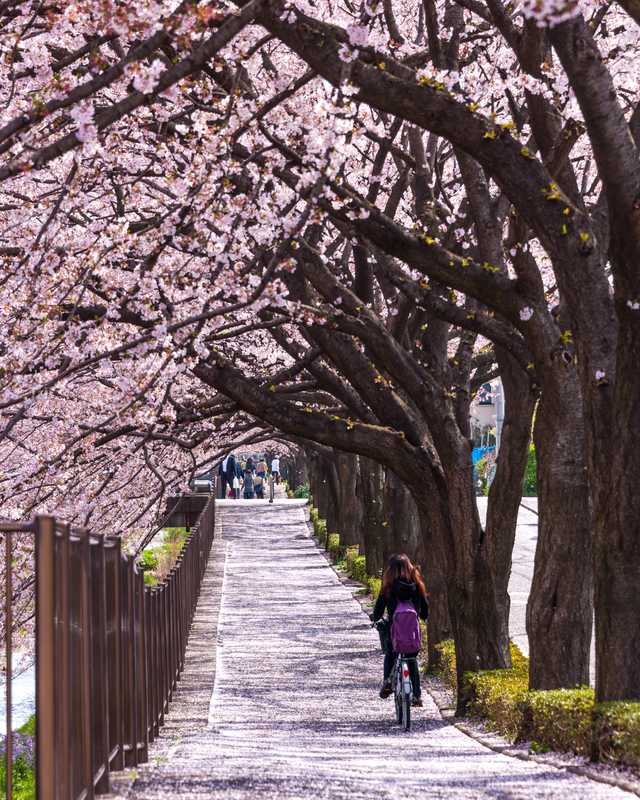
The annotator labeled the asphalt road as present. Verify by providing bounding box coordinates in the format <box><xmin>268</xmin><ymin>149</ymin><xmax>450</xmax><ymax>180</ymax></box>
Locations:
<box><xmin>476</xmin><ymin>498</ymin><xmax>539</xmax><ymax>661</ymax></box>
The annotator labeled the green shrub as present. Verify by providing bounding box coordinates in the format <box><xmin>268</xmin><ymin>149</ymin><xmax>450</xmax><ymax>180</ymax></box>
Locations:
<box><xmin>593</xmin><ymin>701</ymin><xmax>640</xmax><ymax>768</ymax></box>
<box><xmin>435</xmin><ymin>639</ymin><xmax>457</xmax><ymax>691</ymax></box>
<box><xmin>509</xmin><ymin>644</ymin><xmax>529</xmax><ymax>674</ymax></box>
<box><xmin>0</xmin><ymin>756</ymin><xmax>35</xmax><ymax>799</ymax></box>
<box><xmin>437</xmin><ymin>639</ymin><xmax>527</xmax><ymax>693</ymax></box>
<box><xmin>344</xmin><ymin>546</ymin><xmax>358</xmax><ymax>575</ymax></box>
<box><xmin>140</xmin><ymin>548</ymin><xmax>159</xmax><ymax>573</ymax></box>
<box><xmin>163</xmin><ymin>526</ymin><xmax>188</xmax><ymax>544</ymax></box>
<box><xmin>523</xmin><ymin>443</ymin><xmax>537</xmax><ymax>496</ymax></box>
<box><xmin>0</xmin><ymin>719</ymin><xmax>35</xmax><ymax>798</ymax></box>
<box><xmin>309</xmin><ymin>506</ymin><xmax>319</xmax><ymax>524</ymax></box>
<box><xmin>343</xmin><ymin>546</ymin><xmax>367</xmax><ymax>583</ymax></box>
<box><xmin>367</xmin><ymin>575</ymin><xmax>381</xmax><ymax>598</ymax></box>
<box><xmin>293</xmin><ymin>483</ymin><xmax>310</xmax><ymax>499</ymax></box>
<box><xmin>327</xmin><ymin>533</ymin><xmax>342</xmax><ymax>561</ymax></box>
<box><xmin>18</xmin><ymin>716</ymin><xmax>35</xmax><ymax>737</ymax></box>
<box><xmin>467</xmin><ymin>667</ymin><xmax>530</xmax><ymax>741</ymax></box>
<box><xmin>464</xmin><ymin>641</ymin><xmax>530</xmax><ymax>741</ymax></box>
<box><xmin>314</xmin><ymin>518</ymin><xmax>327</xmax><ymax>543</ymax></box>
<box><xmin>527</xmin><ymin>688</ymin><xmax>594</xmax><ymax>755</ymax></box>
<box><xmin>474</xmin><ymin>456</ymin><xmax>491</xmax><ymax>496</ymax></box>
<box><xmin>351</xmin><ymin>556</ymin><xmax>367</xmax><ymax>583</ymax></box>
<box><xmin>461</xmin><ymin>644</ymin><xmax>596</xmax><ymax>756</ymax></box>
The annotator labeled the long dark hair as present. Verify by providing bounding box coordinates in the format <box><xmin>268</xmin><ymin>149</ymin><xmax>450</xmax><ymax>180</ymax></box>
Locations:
<box><xmin>381</xmin><ymin>553</ymin><xmax>427</xmax><ymax>598</ymax></box>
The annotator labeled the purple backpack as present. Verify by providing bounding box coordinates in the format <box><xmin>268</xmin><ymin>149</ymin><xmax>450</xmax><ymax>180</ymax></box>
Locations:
<box><xmin>391</xmin><ymin>600</ymin><xmax>422</xmax><ymax>653</ymax></box>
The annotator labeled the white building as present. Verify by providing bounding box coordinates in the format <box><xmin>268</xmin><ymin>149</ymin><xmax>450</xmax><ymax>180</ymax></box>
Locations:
<box><xmin>470</xmin><ymin>379</ymin><xmax>504</xmax><ymax>453</ymax></box>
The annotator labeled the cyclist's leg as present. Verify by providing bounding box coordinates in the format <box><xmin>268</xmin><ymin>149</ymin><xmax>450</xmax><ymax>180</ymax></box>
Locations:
<box><xmin>407</xmin><ymin>652</ymin><xmax>421</xmax><ymax>697</ymax></box>
<box><xmin>383</xmin><ymin>650</ymin><xmax>396</xmax><ymax>682</ymax></box>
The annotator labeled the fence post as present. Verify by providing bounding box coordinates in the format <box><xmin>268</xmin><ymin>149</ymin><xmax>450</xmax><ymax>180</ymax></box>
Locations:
<box><xmin>106</xmin><ymin>536</ymin><xmax>124</xmax><ymax>772</ymax></box>
<box><xmin>138</xmin><ymin>568</ymin><xmax>149</xmax><ymax>762</ymax></box>
<box><xmin>91</xmin><ymin>534</ymin><xmax>110</xmax><ymax>794</ymax></box>
<box><xmin>123</xmin><ymin>556</ymin><xmax>137</xmax><ymax>768</ymax></box>
<box><xmin>77</xmin><ymin>528</ymin><xmax>95</xmax><ymax>798</ymax></box>
<box><xmin>4</xmin><ymin>525</ymin><xmax>12</xmax><ymax>800</ymax></box>
<box><xmin>59</xmin><ymin>523</ymin><xmax>72</xmax><ymax>800</ymax></box>
<box><xmin>35</xmin><ymin>516</ymin><xmax>56</xmax><ymax>800</ymax></box>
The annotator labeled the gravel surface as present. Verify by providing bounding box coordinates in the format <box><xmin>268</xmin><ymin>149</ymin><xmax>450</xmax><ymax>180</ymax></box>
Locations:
<box><xmin>125</xmin><ymin>499</ymin><xmax>632</xmax><ymax>799</ymax></box>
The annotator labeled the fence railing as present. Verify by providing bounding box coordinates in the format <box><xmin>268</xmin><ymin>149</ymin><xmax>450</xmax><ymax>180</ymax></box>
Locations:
<box><xmin>1</xmin><ymin>494</ymin><xmax>216</xmax><ymax>799</ymax></box>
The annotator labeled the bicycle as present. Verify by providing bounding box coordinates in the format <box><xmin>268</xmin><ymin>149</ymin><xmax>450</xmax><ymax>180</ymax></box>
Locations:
<box><xmin>372</xmin><ymin>619</ymin><xmax>414</xmax><ymax>732</ymax></box>
<box><xmin>391</xmin><ymin>652</ymin><xmax>415</xmax><ymax>731</ymax></box>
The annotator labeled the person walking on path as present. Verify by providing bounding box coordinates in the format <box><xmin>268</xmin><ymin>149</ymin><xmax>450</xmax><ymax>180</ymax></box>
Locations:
<box><xmin>218</xmin><ymin>454</ymin><xmax>231</xmax><ymax>498</ymax></box>
<box><xmin>256</xmin><ymin>457</ymin><xmax>267</xmax><ymax>478</ymax></box>
<box><xmin>372</xmin><ymin>553</ymin><xmax>429</xmax><ymax>706</ymax></box>
<box><xmin>243</xmin><ymin>469</ymin><xmax>255</xmax><ymax>500</ymax></box>
<box><xmin>270</xmin><ymin>455</ymin><xmax>280</xmax><ymax>484</ymax></box>
<box><xmin>254</xmin><ymin>472</ymin><xmax>264</xmax><ymax>499</ymax></box>
<box><xmin>224</xmin><ymin>454</ymin><xmax>237</xmax><ymax>497</ymax></box>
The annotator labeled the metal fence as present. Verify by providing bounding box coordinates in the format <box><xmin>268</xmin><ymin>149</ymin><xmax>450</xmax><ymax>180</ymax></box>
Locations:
<box><xmin>1</xmin><ymin>494</ymin><xmax>215</xmax><ymax>799</ymax></box>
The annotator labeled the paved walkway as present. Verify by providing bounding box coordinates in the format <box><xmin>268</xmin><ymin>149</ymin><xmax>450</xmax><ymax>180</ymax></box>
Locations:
<box><xmin>127</xmin><ymin>500</ymin><xmax>631</xmax><ymax>799</ymax></box>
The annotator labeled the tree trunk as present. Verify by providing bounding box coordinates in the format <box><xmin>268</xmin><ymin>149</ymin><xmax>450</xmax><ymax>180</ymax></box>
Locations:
<box><xmin>593</xmin><ymin>322</ymin><xmax>640</xmax><ymax>700</ymax></box>
<box><xmin>413</xmin><ymin>451</ymin><xmax>509</xmax><ymax>713</ymax></box>
<box><xmin>314</xmin><ymin>458</ymin><xmax>329</xmax><ymax>522</ymax></box>
<box><xmin>485</xmin><ymin>351</ymin><xmax>537</xmax><ymax>667</ymax></box>
<box><xmin>527</xmin><ymin>371</ymin><xmax>592</xmax><ymax>689</ymax></box>
<box><xmin>415</xmin><ymin>508</ymin><xmax>452</xmax><ymax>671</ymax></box>
<box><xmin>325</xmin><ymin>458</ymin><xmax>340</xmax><ymax>536</ymax></box>
<box><xmin>335</xmin><ymin>451</ymin><xmax>363</xmax><ymax>547</ymax></box>
<box><xmin>382</xmin><ymin>469</ymin><xmax>423</xmax><ymax>563</ymax></box>
<box><xmin>357</xmin><ymin>457</ymin><xmax>386</xmax><ymax>576</ymax></box>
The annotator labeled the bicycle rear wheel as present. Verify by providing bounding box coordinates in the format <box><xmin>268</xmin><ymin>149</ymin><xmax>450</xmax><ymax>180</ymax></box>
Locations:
<box><xmin>395</xmin><ymin>691</ymin><xmax>403</xmax><ymax>724</ymax></box>
<box><xmin>403</xmin><ymin>695</ymin><xmax>411</xmax><ymax>731</ymax></box>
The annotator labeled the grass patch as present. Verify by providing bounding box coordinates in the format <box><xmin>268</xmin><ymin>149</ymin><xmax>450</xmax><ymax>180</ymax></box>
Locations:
<box><xmin>0</xmin><ymin>714</ymin><xmax>35</xmax><ymax>798</ymax></box>
<box><xmin>139</xmin><ymin>527</ymin><xmax>189</xmax><ymax>584</ymax></box>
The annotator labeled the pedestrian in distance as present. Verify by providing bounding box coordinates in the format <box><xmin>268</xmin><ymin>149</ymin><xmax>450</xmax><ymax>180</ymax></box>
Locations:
<box><xmin>246</xmin><ymin>455</ymin><xmax>255</xmax><ymax>474</ymax></box>
<box><xmin>372</xmin><ymin>553</ymin><xmax>428</xmax><ymax>707</ymax></box>
<box><xmin>254</xmin><ymin>472</ymin><xmax>264</xmax><ymax>499</ymax></box>
<box><xmin>225</xmin><ymin>454</ymin><xmax>237</xmax><ymax>496</ymax></box>
<box><xmin>243</xmin><ymin>469</ymin><xmax>255</xmax><ymax>500</ymax></box>
<box><xmin>256</xmin><ymin>456</ymin><xmax>267</xmax><ymax>478</ymax></box>
<box><xmin>218</xmin><ymin>455</ymin><xmax>230</xmax><ymax>499</ymax></box>
<box><xmin>232</xmin><ymin>472</ymin><xmax>240</xmax><ymax>499</ymax></box>
<box><xmin>271</xmin><ymin>455</ymin><xmax>280</xmax><ymax>484</ymax></box>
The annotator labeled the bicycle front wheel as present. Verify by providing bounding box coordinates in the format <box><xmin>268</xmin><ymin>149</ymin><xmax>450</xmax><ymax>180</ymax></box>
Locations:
<box><xmin>403</xmin><ymin>695</ymin><xmax>411</xmax><ymax>731</ymax></box>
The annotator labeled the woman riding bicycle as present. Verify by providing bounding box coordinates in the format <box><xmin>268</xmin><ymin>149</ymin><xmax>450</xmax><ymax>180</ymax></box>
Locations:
<box><xmin>373</xmin><ymin>553</ymin><xmax>429</xmax><ymax>706</ymax></box>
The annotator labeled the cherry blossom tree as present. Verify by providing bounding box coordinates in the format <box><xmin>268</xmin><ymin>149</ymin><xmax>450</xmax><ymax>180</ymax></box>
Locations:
<box><xmin>1</xmin><ymin>0</ymin><xmax>639</xmax><ymax>704</ymax></box>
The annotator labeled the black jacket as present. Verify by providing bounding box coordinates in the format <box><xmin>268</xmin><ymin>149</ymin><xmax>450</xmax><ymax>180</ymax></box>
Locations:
<box><xmin>225</xmin><ymin>455</ymin><xmax>236</xmax><ymax>483</ymax></box>
<box><xmin>373</xmin><ymin>579</ymin><xmax>429</xmax><ymax>622</ymax></box>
